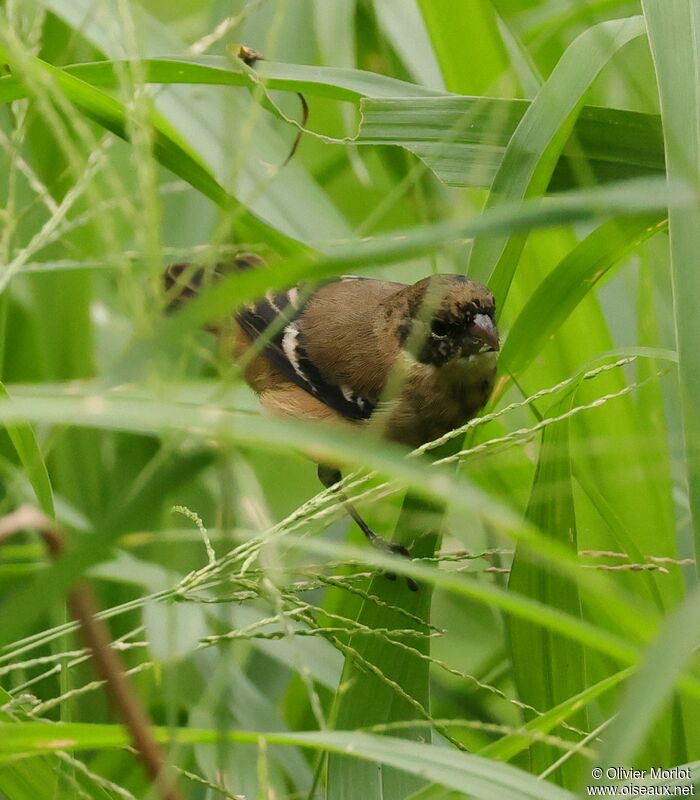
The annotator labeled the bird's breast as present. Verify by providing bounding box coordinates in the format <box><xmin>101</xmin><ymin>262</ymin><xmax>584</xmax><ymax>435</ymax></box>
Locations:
<box><xmin>379</xmin><ymin>352</ymin><xmax>497</xmax><ymax>448</ymax></box>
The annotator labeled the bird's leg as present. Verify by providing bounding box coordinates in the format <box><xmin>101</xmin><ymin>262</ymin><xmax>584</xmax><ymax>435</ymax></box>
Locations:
<box><xmin>317</xmin><ymin>465</ymin><xmax>418</xmax><ymax>591</ymax></box>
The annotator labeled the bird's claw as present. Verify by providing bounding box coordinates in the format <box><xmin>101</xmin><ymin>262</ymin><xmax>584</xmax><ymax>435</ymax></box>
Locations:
<box><xmin>370</xmin><ymin>539</ymin><xmax>418</xmax><ymax>591</ymax></box>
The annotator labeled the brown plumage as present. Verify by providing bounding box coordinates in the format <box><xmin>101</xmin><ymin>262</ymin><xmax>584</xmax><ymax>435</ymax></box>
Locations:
<box><xmin>165</xmin><ymin>260</ymin><xmax>499</xmax><ymax>448</ymax></box>
<box><xmin>164</xmin><ymin>256</ymin><xmax>499</xmax><ymax>586</ymax></box>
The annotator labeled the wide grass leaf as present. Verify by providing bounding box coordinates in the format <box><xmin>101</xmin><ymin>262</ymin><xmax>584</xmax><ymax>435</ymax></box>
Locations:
<box><xmin>326</xmin><ymin>500</ymin><xmax>438</xmax><ymax>798</ymax></box>
<box><xmin>0</xmin><ymin>386</ymin><xmax>684</xmax><ymax>675</ymax></box>
<box><xmin>641</xmin><ymin>0</ymin><xmax>700</xmax><ymax>576</ymax></box>
<box><xmin>508</xmin><ymin>396</ymin><xmax>586</xmax><ymax>787</ymax></box>
<box><xmin>467</xmin><ymin>16</ymin><xmax>647</xmax><ymax>308</ymax></box>
<box><xmin>417</xmin><ymin>0</ymin><xmax>512</xmax><ymax>95</ymax></box>
<box><xmin>66</xmin><ymin>56</ymin><xmax>443</xmax><ymax>101</ymax></box>
<box><xmin>358</xmin><ymin>96</ymin><xmax>664</xmax><ymax>191</ymax></box>
<box><xmin>599</xmin><ymin>587</ymin><xmax>700</xmax><ymax>768</ymax></box>
<box><xmin>36</xmin><ymin>0</ymin><xmax>351</xmax><ymax>245</ymax></box>
<box><xmin>0</xmin><ymin>45</ymin><xmax>304</xmax><ymax>256</ymax></box>
<box><xmin>0</xmin><ymin>722</ymin><xmax>578</xmax><ymax>799</ymax></box>
<box><xmin>500</xmin><ymin>216</ymin><xmax>666</xmax><ymax>378</ymax></box>
<box><xmin>481</xmin><ymin>668</ymin><xmax>632</xmax><ymax>764</ymax></box>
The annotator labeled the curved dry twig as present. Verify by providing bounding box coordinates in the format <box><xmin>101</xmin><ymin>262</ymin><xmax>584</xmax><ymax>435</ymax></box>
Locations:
<box><xmin>0</xmin><ymin>506</ymin><xmax>182</xmax><ymax>800</ymax></box>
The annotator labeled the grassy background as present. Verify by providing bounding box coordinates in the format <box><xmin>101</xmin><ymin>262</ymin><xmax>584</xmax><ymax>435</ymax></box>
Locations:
<box><xmin>0</xmin><ymin>0</ymin><xmax>699</xmax><ymax>798</ymax></box>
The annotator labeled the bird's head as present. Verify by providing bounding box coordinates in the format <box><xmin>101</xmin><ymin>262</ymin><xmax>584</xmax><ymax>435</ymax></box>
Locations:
<box><xmin>396</xmin><ymin>274</ymin><xmax>499</xmax><ymax>367</ymax></box>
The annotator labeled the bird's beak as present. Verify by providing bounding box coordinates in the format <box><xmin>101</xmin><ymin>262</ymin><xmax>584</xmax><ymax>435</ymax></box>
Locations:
<box><xmin>467</xmin><ymin>314</ymin><xmax>499</xmax><ymax>353</ymax></box>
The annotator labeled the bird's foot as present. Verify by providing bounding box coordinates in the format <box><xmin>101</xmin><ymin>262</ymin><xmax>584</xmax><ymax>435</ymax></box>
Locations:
<box><xmin>318</xmin><ymin>464</ymin><xmax>418</xmax><ymax>591</ymax></box>
<box><xmin>367</xmin><ymin>536</ymin><xmax>418</xmax><ymax>591</ymax></box>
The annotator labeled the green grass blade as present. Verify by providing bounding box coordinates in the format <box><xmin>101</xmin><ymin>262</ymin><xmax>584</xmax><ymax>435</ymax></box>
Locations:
<box><xmin>373</xmin><ymin>0</ymin><xmax>445</xmax><ymax>89</ymax></box>
<box><xmin>73</xmin><ymin>56</ymin><xmax>444</xmax><ymax>101</ymax></box>
<box><xmin>0</xmin><ymin>723</ymin><xmax>578</xmax><ymax>799</ymax></box>
<box><xmin>0</xmin><ymin>383</ymin><xmax>55</xmax><ymax>517</ymax></box>
<box><xmin>417</xmin><ymin>0</ymin><xmax>512</xmax><ymax>95</ymax></box>
<box><xmin>641</xmin><ymin>0</ymin><xmax>700</xmax><ymax>577</ymax></box>
<box><xmin>599</xmin><ymin>588</ymin><xmax>700</xmax><ymax>767</ymax></box>
<box><xmin>467</xmin><ymin>16</ymin><xmax>646</xmax><ymax>308</ymax></box>
<box><xmin>406</xmin><ymin>787</ymin><xmax>463</xmax><ymax>800</ymax></box>
<box><xmin>0</xmin><ymin>388</ymin><xmax>685</xmax><ymax>673</ymax></box>
<box><xmin>38</xmin><ymin>0</ymin><xmax>352</xmax><ymax>245</ymax></box>
<box><xmin>0</xmin><ymin>685</ymin><xmax>115</xmax><ymax>799</ymax></box>
<box><xmin>507</xmin><ymin>397</ymin><xmax>585</xmax><ymax>787</ymax></box>
<box><xmin>500</xmin><ymin>216</ymin><xmax>666</xmax><ymax>378</ymax></box>
<box><xmin>2</xmin><ymin>1</ymin><xmax>699</xmax><ymax>793</ymax></box>
<box><xmin>111</xmin><ymin>176</ymin><xmax>690</xmax><ymax>385</ymax></box>
<box><xmin>0</xmin><ymin>46</ymin><xmax>304</xmax><ymax>255</ymax></box>
<box><xmin>0</xmin><ymin>55</ymin><xmax>444</xmax><ymax>105</ymax></box>
<box><xmin>481</xmin><ymin>668</ymin><xmax>633</xmax><ymax>763</ymax></box>
<box><xmin>327</xmin><ymin>500</ymin><xmax>438</xmax><ymax>799</ymax></box>
<box><xmin>0</xmin><ymin>686</ymin><xmax>58</xmax><ymax>800</ymax></box>
<box><xmin>358</xmin><ymin>96</ymin><xmax>664</xmax><ymax>191</ymax></box>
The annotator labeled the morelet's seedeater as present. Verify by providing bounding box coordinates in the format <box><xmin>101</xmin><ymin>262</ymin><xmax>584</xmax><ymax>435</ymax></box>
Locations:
<box><xmin>165</xmin><ymin>255</ymin><xmax>499</xmax><ymax>587</ymax></box>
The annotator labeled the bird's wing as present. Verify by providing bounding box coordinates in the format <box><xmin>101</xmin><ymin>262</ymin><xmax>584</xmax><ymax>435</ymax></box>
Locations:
<box><xmin>236</xmin><ymin>281</ymin><xmax>376</xmax><ymax>422</ymax></box>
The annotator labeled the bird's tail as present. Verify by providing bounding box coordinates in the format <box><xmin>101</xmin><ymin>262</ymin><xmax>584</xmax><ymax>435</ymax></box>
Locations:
<box><xmin>163</xmin><ymin>253</ymin><xmax>266</xmax><ymax>314</ymax></box>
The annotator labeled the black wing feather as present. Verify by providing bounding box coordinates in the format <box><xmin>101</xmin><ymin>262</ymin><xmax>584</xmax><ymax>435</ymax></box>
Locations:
<box><xmin>236</xmin><ymin>282</ymin><xmax>375</xmax><ymax>422</ymax></box>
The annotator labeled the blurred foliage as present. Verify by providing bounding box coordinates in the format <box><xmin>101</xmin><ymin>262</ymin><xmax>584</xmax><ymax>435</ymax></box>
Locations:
<box><xmin>0</xmin><ymin>1</ymin><xmax>699</xmax><ymax>798</ymax></box>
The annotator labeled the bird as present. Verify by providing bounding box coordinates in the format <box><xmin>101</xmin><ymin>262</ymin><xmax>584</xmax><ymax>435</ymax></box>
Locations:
<box><xmin>164</xmin><ymin>255</ymin><xmax>499</xmax><ymax>589</ymax></box>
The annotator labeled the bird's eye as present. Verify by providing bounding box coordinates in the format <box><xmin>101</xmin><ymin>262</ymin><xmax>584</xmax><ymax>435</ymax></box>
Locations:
<box><xmin>431</xmin><ymin>319</ymin><xmax>450</xmax><ymax>338</ymax></box>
